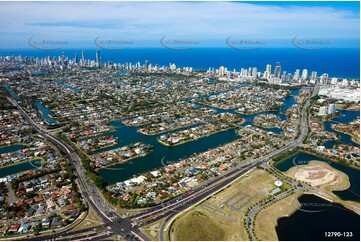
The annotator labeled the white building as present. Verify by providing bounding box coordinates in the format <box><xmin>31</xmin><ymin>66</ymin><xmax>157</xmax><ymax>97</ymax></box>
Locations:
<box><xmin>342</xmin><ymin>79</ymin><xmax>349</xmax><ymax>87</ymax></box>
<box><xmin>318</xmin><ymin>106</ymin><xmax>328</xmax><ymax>116</ymax></box>
<box><xmin>293</xmin><ymin>69</ymin><xmax>300</xmax><ymax>81</ymax></box>
<box><xmin>331</xmin><ymin>78</ymin><xmax>338</xmax><ymax>85</ymax></box>
<box><xmin>320</xmin><ymin>73</ymin><xmax>329</xmax><ymax>84</ymax></box>
<box><xmin>302</xmin><ymin>69</ymin><xmax>308</xmax><ymax>80</ymax></box>
<box><xmin>328</xmin><ymin>104</ymin><xmax>336</xmax><ymax>114</ymax></box>
<box><xmin>252</xmin><ymin>67</ymin><xmax>258</xmax><ymax>78</ymax></box>
<box><xmin>318</xmin><ymin>86</ymin><xmax>360</xmax><ymax>102</ymax></box>
<box><xmin>311</xmin><ymin>71</ymin><xmax>317</xmax><ymax>83</ymax></box>
<box><xmin>219</xmin><ymin>66</ymin><xmax>225</xmax><ymax>76</ymax></box>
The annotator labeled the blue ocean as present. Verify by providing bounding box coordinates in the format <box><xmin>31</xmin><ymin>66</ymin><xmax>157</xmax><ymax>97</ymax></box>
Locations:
<box><xmin>1</xmin><ymin>48</ymin><xmax>359</xmax><ymax>79</ymax></box>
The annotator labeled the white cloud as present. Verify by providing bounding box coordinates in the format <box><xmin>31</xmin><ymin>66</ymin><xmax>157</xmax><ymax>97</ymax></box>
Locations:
<box><xmin>0</xmin><ymin>1</ymin><xmax>359</xmax><ymax>48</ymax></box>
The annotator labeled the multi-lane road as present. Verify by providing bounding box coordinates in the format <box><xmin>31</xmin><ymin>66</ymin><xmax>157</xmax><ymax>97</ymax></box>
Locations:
<box><xmin>8</xmin><ymin>85</ymin><xmax>318</xmax><ymax>241</ymax></box>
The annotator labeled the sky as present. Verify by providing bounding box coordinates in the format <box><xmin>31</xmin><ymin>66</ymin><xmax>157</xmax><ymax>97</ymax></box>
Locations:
<box><xmin>0</xmin><ymin>1</ymin><xmax>359</xmax><ymax>49</ymax></box>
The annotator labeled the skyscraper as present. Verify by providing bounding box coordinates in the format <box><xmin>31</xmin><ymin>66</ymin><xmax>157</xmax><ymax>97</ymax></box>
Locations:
<box><xmin>302</xmin><ymin>69</ymin><xmax>308</xmax><ymax>80</ymax></box>
<box><xmin>311</xmin><ymin>71</ymin><xmax>317</xmax><ymax>81</ymax></box>
<box><xmin>81</xmin><ymin>50</ymin><xmax>85</xmax><ymax>65</ymax></box>
<box><xmin>252</xmin><ymin>67</ymin><xmax>257</xmax><ymax>78</ymax></box>
<box><xmin>266</xmin><ymin>64</ymin><xmax>272</xmax><ymax>76</ymax></box>
<box><xmin>219</xmin><ymin>66</ymin><xmax>225</xmax><ymax>76</ymax></box>
<box><xmin>265</xmin><ymin>64</ymin><xmax>272</xmax><ymax>78</ymax></box>
<box><xmin>96</xmin><ymin>50</ymin><xmax>100</xmax><ymax>66</ymax></box>
<box><xmin>320</xmin><ymin>73</ymin><xmax>329</xmax><ymax>84</ymax></box>
<box><xmin>328</xmin><ymin>104</ymin><xmax>336</xmax><ymax>114</ymax></box>
<box><xmin>293</xmin><ymin>69</ymin><xmax>300</xmax><ymax>80</ymax></box>
<box><xmin>60</xmin><ymin>52</ymin><xmax>65</xmax><ymax>66</ymax></box>
<box><xmin>74</xmin><ymin>53</ymin><xmax>78</xmax><ymax>64</ymax></box>
<box><xmin>274</xmin><ymin>62</ymin><xmax>281</xmax><ymax>78</ymax></box>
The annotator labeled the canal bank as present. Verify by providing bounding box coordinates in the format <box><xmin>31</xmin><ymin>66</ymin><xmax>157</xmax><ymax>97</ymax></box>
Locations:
<box><xmin>34</xmin><ymin>101</ymin><xmax>56</xmax><ymax>125</ymax></box>
<box><xmin>323</xmin><ymin>109</ymin><xmax>360</xmax><ymax>148</ymax></box>
<box><xmin>97</xmin><ymin>89</ymin><xmax>300</xmax><ymax>184</ymax></box>
<box><xmin>0</xmin><ymin>144</ymin><xmax>28</xmax><ymax>154</ymax></box>
<box><xmin>0</xmin><ymin>159</ymin><xmax>42</xmax><ymax>178</ymax></box>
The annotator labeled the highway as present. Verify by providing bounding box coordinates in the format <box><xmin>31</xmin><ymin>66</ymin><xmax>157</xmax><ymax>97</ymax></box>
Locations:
<box><xmin>7</xmin><ymin>97</ymin><xmax>147</xmax><ymax>241</ymax></box>
<box><xmin>8</xmin><ymin>85</ymin><xmax>318</xmax><ymax>241</ymax></box>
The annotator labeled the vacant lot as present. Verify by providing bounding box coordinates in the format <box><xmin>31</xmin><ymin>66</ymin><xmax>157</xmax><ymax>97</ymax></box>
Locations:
<box><xmin>169</xmin><ymin>168</ymin><xmax>282</xmax><ymax>241</ymax></box>
<box><xmin>254</xmin><ymin>191</ymin><xmax>303</xmax><ymax>241</ymax></box>
<box><xmin>171</xmin><ymin>211</ymin><xmax>226</xmax><ymax>241</ymax></box>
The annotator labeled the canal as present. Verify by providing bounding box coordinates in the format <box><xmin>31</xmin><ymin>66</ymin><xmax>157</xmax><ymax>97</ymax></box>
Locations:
<box><xmin>0</xmin><ymin>159</ymin><xmax>42</xmax><ymax>178</ymax></box>
<box><xmin>98</xmin><ymin>89</ymin><xmax>300</xmax><ymax>184</ymax></box>
<box><xmin>0</xmin><ymin>144</ymin><xmax>28</xmax><ymax>154</ymax></box>
<box><xmin>323</xmin><ymin>109</ymin><xmax>359</xmax><ymax>148</ymax></box>
<box><xmin>34</xmin><ymin>101</ymin><xmax>56</xmax><ymax>125</ymax></box>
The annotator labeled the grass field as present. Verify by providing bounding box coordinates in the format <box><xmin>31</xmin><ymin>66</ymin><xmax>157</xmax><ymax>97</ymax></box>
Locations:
<box><xmin>71</xmin><ymin>208</ymin><xmax>104</xmax><ymax>232</ymax></box>
<box><xmin>140</xmin><ymin>218</ymin><xmax>166</xmax><ymax>241</ymax></box>
<box><xmin>101</xmin><ymin>235</ymin><xmax>125</xmax><ymax>241</ymax></box>
<box><xmin>171</xmin><ymin>211</ymin><xmax>225</xmax><ymax>241</ymax></box>
<box><xmin>169</xmin><ymin>168</ymin><xmax>282</xmax><ymax>241</ymax></box>
<box><xmin>254</xmin><ymin>191</ymin><xmax>303</xmax><ymax>241</ymax></box>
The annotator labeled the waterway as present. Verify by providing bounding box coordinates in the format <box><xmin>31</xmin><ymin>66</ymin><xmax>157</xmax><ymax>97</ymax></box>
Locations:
<box><xmin>53</xmin><ymin>79</ymin><xmax>81</xmax><ymax>93</ymax></box>
<box><xmin>274</xmin><ymin>152</ymin><xmax>360</xmax><ymax>202</ymax></box>
<box><xmin>31</xmin><ymin>71</ymin><xmax>49</xmax><ymax>75</ymax></box>
<box><xmin>0</xmin><ymin>144</ymin><xmax>28</xmax><ymax>154</ymax></box>
<box><xmin>276</xmin><ymin>194</ymin><xmax>360</xmax><ymax>241</ymax></box>
<box><xmin>323</xmin><ymin>109</ymin><xmax>360</xmax><ymax>149</ymax></box>
<box><xmin>98</xmin><ymin>89</ymin><xmax>299</xmax><ymax>184</ymax></box>
<box><xmin>34</xmin><ymin>101</ymin><xmax>56</xmax><ymax>125</ymax></box>
<box><xmin>4</xmin><ymin>84</ymin><xmax>21</xmax><ymax>101</ymax></box>
<box><xmin>0</xmin><ymin>159</ymin><xmax>42</xmax><ymax>178</ymax></box>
